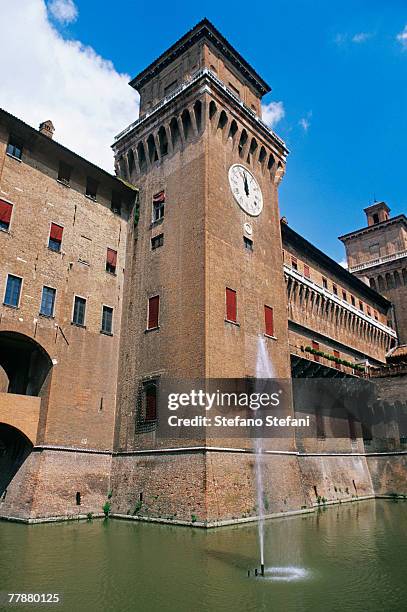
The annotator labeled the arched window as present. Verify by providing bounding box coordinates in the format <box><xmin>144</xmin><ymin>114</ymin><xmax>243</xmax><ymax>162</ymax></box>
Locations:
<box><xmin>238</xmin><ymin>129</ymin><xmax>248</xmax><ymax>157</ymax></box>
<box><xmin>369</xmin><ymin>277</ymin><xmax>377</xmax><ymax>291</ymax></box>
<box><xmin>209</xmin><ymin>100</ymin><xmax>217</xmax><ymax>121</ymax></box>
<box><xmin>193</xmin><ymin>100</ymin><xmax>202</xmax><ymax>132</ymax></box>
<box><xmin>181</xmin><ymin>109</ymin><xmax>192</xmax><ymax>140</ymax></box>
<box><xmin>147</xmin><ymin>134</ymin><xmax>158</xmax><ymax>164</ymax></box>
<box><xmin>228</xmin><ymin>120</ymin><xmax>238</xmax><ymax>142</ymax></box>
<box><xmin>170</xmin><ymin>117</ymin><xmax>181</xmax><ymax>149</ymax></box>
<box><xmin>158</xmin><ymin>126</ymin><xmax>168</xmax><ymax>157</ymax></box>
<box><xmin>259</xmin><ymin>146</ymin><xmax>267</xmax><ymax>165</ymax></box>
<box><xmin>217</xmin><ymin>110</ymin><xmax>228</xmax><ymax>131</ymax></box>
<box><xmin>127</xmin><ymin>149</ymin><xmax>135</xmax><ymax>175</ymax></box>
<box><xmin>247</xmin><ymin>138</ymin><xmax>258</xmax><ymax>164</ymax></box>
<box><xmin>137</xmin><ymin>142</ymin><xmax>147</xmax><ymax>173</ymax></box>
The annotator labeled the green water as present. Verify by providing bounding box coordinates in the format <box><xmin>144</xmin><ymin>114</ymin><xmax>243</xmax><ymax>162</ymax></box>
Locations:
<box><xmin>0</xmin><ymin>500</ymin><xmax>406</xmax><ymax>612</ymax></box>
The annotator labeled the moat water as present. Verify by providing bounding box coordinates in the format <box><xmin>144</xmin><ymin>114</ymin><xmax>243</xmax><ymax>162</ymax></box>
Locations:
<box><xmin>0</xmin><ymin>500</ymin><xmax>406</xmax><ymax>612</ymax></box>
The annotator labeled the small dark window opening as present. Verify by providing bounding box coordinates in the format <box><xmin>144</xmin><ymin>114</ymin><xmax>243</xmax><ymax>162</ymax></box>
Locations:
<box><xmin>322</xmin><ymin>277</ymin><xmax>328</xmax><ymax>289</ymax></box>
<box><xmin>127</xmin><ymin>149</ymin><xmax>135</xmax><ymax>175</ymax></box>
<box><xmin>151</xmin><ymin>234</ymin><xmax>164</xmax><ymax>250</ymax></box>
<box><xmin>243</xmin><ymin>236</ymin><xmax>253</xmax><ymax>251</ymax></box>
<box><xmin>372</xmin><ymin>213</ymin><xmax>380</xmax><ymax>224</ymax></box>
<box><xmin>7</xmin><ymin>136</ymin><xmax>23</xmax><ymax>160</ymax></box>
<box><xmin>101</xmin><ymin>305</ymin><xmax>113</xmax><ymax>334</ymax></box>
<box><xmin>76</xmin><ymin>492</ymin><xmax>81</xmax><ymax>506</ymax></box>
<box><xmin>144</xmin><ymin>382</ymin><xmax>158</xmax><ymax>422</ymax></box>
<box><xmin>228</xmin><ymin>120</ymin><xmax>238</xmax><ymax>141</ymax></box>
<box><xmin>193</xmin><ymin>100</ymin><xmax>202</xmax><ymax>132</ymax></box>
<box><xmin>158</xmin><ymin>126</ymin><xmax>168</xmax><ymax>157</ymax></box>
<box><xmin>351</xmin><ymin>295</ymin><xmax>356</xmax><ymax>307</ymax></box>
<box><xmin>313</xmin><ymin>485</ymin><xmax>318</xmax><ymax>498</ymax></box>
<box><xmin>137</xmin><ymin>142</ymin><xmax>147</xmax><ymax>172</ymax></box>
<box><xmin>259</xmin><ymin>146</ymin><xmax>267</xmax><ymax>165</ymax></box>
<box><xmin>291</xmin><ymin>257</ymin><xmax>298</xmax><ymax>271</ymax></box>
<box><xmin>247</xmin><ymin>138</ymin><xmax>257</xmax><ymax>164</ymax></box>
<box><xmin>342</xmin><ymin>291</ymin><xmax>347</xmax><ymax>301</ymax></box>
<box><xmin>139</xmin><ymin>492</ymin><xmax>143</xmax><ymax>503</ymax></box>
<box><xmin>181</xmin><ymin>109</ymin><xmax>192</xmax><ymax>140</ymax></box>
<box><xmin>170</xmin><ymin>117</ymin><xmax>181</xmax><ymax>149</ymax></box>
<box><xmin>209</xmin><ymin>100</ymin><xmax>217</xmax><ymax>121</ymax></box>
<box><xmin>238</xmin><ymin>130</ymin><xmax>248</xmax><ymax>157</ymax></box>
<box><xmin>267</xmin><ymin>154</ymin><xmax>275</xmax><ymax>171</ymax></box>
<box><xmin>217</xmin><ymin>110</ymin><xmax>228</xmax><ymax>131</ymax></box>
<box><xmin>332</xmin><ymin>284</ymin><xmax>338</xmax><ymax>296</ymax></box>
<box><xmin>111</xmin><ymin>191</ymin><xmax>122</xmax><ymax>215</ymax></box>
<box><xmin>58</xmin><ymin>161</ymin><xmax>72</xmax><ymax>185</ymax></box>
<box><xmin>73</xmin><ymin>296</ymin><xmax>86</xmax><ymax>326</ymax></box>
<box><xmin>86</xmin><ymin>177</ymin><xmax>98</xmax><ymax>200</ymax></box>
<box><xmin>147</xmin><ymin>134</ymin><xmax>158</xmax><ymax>164</ymax></box>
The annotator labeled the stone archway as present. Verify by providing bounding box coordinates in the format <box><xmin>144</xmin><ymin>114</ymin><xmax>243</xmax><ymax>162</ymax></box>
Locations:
<box><xmin>0</xmin><ymin>423</ymin><xmax>33</xmax><ymax>498</ymax></box>
<box><xmin>0</xmin><ymin>331</ymin><xmax>53</xmax><ymax>396</ymax></box>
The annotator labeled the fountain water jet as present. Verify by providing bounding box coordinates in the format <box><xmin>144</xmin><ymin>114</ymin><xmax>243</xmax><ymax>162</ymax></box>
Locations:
<box><xmin>253</xmin><ymin>336</ymin><xmax>275</xmax><ymax>576</ymax></box>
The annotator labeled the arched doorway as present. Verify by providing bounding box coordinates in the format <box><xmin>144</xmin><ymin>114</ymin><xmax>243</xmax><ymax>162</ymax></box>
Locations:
<box><xmin>0</xmin><ymin>331</ymin><xmax>53</xmax><ymax>396</ymax></box>
<box><xmin>0</xmin><ymin>423</ymin><xmax>33</xmax><ymax>498</ymax></box>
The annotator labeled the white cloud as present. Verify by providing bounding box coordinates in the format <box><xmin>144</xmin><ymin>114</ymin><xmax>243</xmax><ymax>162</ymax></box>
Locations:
<box><xmin>352</xmin><ymin>32</ymin><xmax>373</xmax><ymax>43</ymax></box>
<box><xmin>396</xmin><ymin>25</ymin><xmax>407</xmax><ymax>50</ymax></box>
<box><xmin>0</xmin><ymin>0</ymin><xmax>139</xmax><ymax>171</ymax></box>
<box><xmin>299</xmin><ymin>111</ymin><xmax>312</xmax><ymax>132</ymax></box>
<box><xmin>334</xmin><ymin>33</ymin><xmax>347</xmax><ymax>46</ymax></box>
<box><xmin>48</xmin><ymin>0</ymin><xmax>78</xmax><ymax>24</ymax></box>
<box><xmin>261</xmin><ymin>101</ymin><xmax>285</xmax><ymax>128</ymax></box>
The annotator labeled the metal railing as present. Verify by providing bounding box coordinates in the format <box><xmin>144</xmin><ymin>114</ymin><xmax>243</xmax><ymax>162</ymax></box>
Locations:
<box><xmin>349</xmin><ymin>249</ymin><xmax>407</xmax><ymax>273</ymax></box>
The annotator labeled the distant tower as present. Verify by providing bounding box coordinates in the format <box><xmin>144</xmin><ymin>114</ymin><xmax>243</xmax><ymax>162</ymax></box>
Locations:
<box><xmin>339</xmin><ymin>202</ymin><xmax>407</xmax><ymax>343</ymax></box>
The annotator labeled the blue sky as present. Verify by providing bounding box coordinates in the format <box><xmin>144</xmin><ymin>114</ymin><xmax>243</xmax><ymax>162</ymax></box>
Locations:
<box><xmin>2</xmin><ymin>1</ymin><xmax>406</xmax><ymax>262</ymax></box>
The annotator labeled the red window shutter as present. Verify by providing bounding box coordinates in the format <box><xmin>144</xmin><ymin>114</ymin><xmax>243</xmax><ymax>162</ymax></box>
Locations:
<box><xmin>148</xmin><ymin>295</ymin><xmax>159</xmax><ymax>329</ymax></box>
<box><xmin>312</xmin><ymin>341</ymin><xmax>320</xmax><ymax>362</ymax></box>
<box><xmin>50</xmin><ymin>222</ymin><xmax>63</xmax><ymax>241</ymax></box>
<box><xmin>226</xmin><ymin>288</ymin><xmax>237</xmax><ymax>322</ymax></box>
<box><xmin>107</xmin><ymin>248</ymin><xmax>117</xmax><ymax>267</ymax></box>
<box><xmin>264</xmin><ymin>305</ymin><xmax>274</xmax><ymax>336</ymax></box>
<box><xmin>0</xmin><ymin>200</ymin><xmax>12</xmax><ymax>224</ymax></box>
<box><xmin>304</xmin><ymin>264</ymin><xmax>310</xmax><ymax>278</ymax></box>
<box><xmin>153</xmin><ymin>190</ymin><xmax>165</xmax><ymax>203</ymax></box>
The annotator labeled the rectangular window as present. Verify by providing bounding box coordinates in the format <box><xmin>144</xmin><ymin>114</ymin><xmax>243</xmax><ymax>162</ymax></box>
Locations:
<box><xmin>111</xmin><ymin>191</ymin><xmax>122</xmax><ymax>214</ymax></box>
<box><xmin>143</xmin><ymin>381</ymin><xmax>157</xmax><ymax>422</ymax></box>
<box><xmin>151</xmin><ymin>234</ymin><xmax>164</xmax><ymax>250</ymax></box>
<box><xmin>147</xmin><ymin>295</ymin><xmax>159</xmax><ymax>329</ymax></box>
<box><xmin>264</xmin><ymin>305</ymin><xmax>274</xmax><ymax>337</ymax></box>
<box><xmin>86</xmin><ymin>177</ymin><xmax>98</xmax><ymax>200</ymax></box>
<box><xmin>312</xmin><ymin>340</ymin><xmax>320</xmax><ymax>362</ymax></box>
<box><xmin>332</xmin><ymin>284</ymin><xmax>338</xmax><ymax>296</ymax></box>
<box><xmin>367</xmin><ymin>307</ymin><xmax>371</xmax><ymax>317</ymax></box>
<box><xmin>342</xmin><ymin>290</ymin><xmax>347</xmax><ymax>301</ymax></box>
<box><xmin>106</xmin><ymin>248</ymin><xmax>117</xmax><ymax>274</ymax></box>
<box><xmin>225</xmin><ymin>288</ymin><xmax>237</xmax><ymax>323</ymax></box>
<box><xmin>152</xmin><ymin>191</ymin><xmax>165</xmax><ymax>222</ymax></box>
<box><xmin>0</xmin><ymin>200</ymin><xmax>13</xmax><ymax>231</ymax></box>
<box><xmin>322</xmin><ymin>277</ymin><xmax>328</xmax><ymax>289</ymax></box>
<box><xmin>333</xmin><ymin>349</ymin><xmax>341</xmax><ymax>370</ymax></box>
<box><xmin>48</xmin><ymin>222</ymin><xmax>63</xmax><ymax>252</ymax></box>
<box><xmin>304</xmin><ymin>264</ymin><xmax>310</xmax><ymax>278</ymax></box>
<box><xmin>351</xmin><ymin>295</ymin><xmax>356</xmax><ymax>307</ymax></box>
<box><xmin>359</xmin><ymin>300</ymin><xmax>364</xmax><ymax>312</ymax></box>
<box><xmin>101</xmin><ymin>305</ymin><xmax>113</xmax><ymax>334</ymax></box>
<box><xmin>40</xmin><ymin>286</ymin><xmax>56</xmax><ymax>317</ymax></box>
<box><xmin>6</xmin><ymin>137</ymin><xmax>23</xmax><ymax>160</ymax></box>
<box><xmin>374</xmin><ymin>310</ymin><xmax>378</xmax><ymax>321</ymax></box>
<box><xmin>291</xmin><ymin>256</ymin><xmax>298</xmax><ymax>271</ymax></box>
<box><xmin>4</xmin><ymin>274</ymin><xmax>22</xmax><ymax>307</ymax></box>
<box><xmin>72</xmin><ymin>296</ymin><xmax>86</xmax><ymax>326</ymax></box>
<box><xmin>57</xmin><ymin>161</ymin><xmax>72</xmax><ymax>185</ymax></box>
<box><xmin>243</xmin><ymin>236</ymin><xmax>253</xmax><ymax>251</ymax></box>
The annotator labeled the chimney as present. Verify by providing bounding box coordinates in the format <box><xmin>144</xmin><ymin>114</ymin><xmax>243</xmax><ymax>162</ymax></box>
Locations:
<box><xmin>39</xmin><ymin>120</ymin><xmax>55</xmax><ymax>139</ymax></box>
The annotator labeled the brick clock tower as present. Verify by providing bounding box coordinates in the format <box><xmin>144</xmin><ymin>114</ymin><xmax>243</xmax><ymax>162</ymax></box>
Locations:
<box><xmin>111</xmin><ymin>20</ymin><xmax>308</xmax><ymax>523</ymax></box>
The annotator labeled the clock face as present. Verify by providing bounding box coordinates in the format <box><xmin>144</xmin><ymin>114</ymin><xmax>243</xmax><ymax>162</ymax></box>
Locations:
<box><xmin>228</xmin><ymin>164</ymin><xmax>263</xmax><ymax>217</ymax></box>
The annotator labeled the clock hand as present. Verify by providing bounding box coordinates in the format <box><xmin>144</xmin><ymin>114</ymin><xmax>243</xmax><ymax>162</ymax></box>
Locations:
<box><xmin>243</xmin><ymin>171</ymin><xmax>250</xmax><ymax>197</ymax></box>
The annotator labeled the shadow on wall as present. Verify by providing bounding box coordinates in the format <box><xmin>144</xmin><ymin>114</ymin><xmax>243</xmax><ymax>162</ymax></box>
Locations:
<box><xmin>0</xmin><ymin>423</ymin><xmax>33</xmax><ymax>499</ymax></box>
<box><xmin>0</xmin><ymin>331</ymin><xmax>53</xmax><ymax>396</ymax></box>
